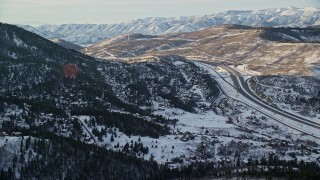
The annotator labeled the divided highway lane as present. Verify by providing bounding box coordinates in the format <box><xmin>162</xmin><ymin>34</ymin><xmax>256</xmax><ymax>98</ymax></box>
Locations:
<box><xmin>195</xmin><ymin>61</ymin><xmax>320</xmax><ymax>139</ymax></box>
<box><xmin>221</xmin><ymin>65</ymin><xmax>320</xmax><ymax>130</ymax></box>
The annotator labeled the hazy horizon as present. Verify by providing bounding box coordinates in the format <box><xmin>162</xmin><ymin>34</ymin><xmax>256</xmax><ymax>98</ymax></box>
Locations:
<box><xmin>1</xmin><ymin>0</ymin><xmax>320</xmax><ymax>26</ymax></box>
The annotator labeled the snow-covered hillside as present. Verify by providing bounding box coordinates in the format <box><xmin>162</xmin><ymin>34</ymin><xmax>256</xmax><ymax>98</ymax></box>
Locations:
<box><xmin>20</xmin><ymin>7</ymin><xmax>320</xmax><ymax>46</ymax></box>
<box><xmin>2</xmin><ymin>23</ymin><xmax>320</xmax><ymax>178</ymax></box>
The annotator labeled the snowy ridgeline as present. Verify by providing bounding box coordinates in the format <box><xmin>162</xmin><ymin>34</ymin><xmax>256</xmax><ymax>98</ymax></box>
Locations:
<box><xmin>20</xmin><ymin>7</ymin><xmax>320</xmax><ymax>46</ymax></box>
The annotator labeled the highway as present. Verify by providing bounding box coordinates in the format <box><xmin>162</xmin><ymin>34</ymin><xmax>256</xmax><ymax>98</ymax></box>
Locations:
<box><xmin>221</xmin><ymin>65</ymin><xmax>320</xmax><ymax>129</ymax></box>
<box><xmin>196</xmin><ymin>61</ymin><xmax>320</xmax><ymax>139</ymax></box>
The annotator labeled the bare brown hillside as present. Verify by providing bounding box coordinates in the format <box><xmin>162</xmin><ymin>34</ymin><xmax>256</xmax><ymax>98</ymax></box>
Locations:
<box><xmin>82</xmin><ymin>26</ymin><xmax>320</xmax><ymax>75</ymax></box>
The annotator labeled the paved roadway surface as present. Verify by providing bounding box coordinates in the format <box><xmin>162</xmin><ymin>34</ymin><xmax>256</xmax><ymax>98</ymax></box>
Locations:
<box><xmin>196</xmin><ymin>60</ymin><xmax>320</xmax><ymax>138</ymax></box>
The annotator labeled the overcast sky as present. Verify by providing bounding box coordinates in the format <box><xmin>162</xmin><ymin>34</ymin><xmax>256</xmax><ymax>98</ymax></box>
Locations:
<box><xmin>1</xmin><ymin>0</ymin><xmax>319</xmax><ymax>26</ymax></box>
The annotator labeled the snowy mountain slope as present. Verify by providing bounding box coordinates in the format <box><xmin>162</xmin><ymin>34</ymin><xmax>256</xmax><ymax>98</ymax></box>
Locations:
<box><xmin>0</xmin><ymin>23</ymin><xmax>179</xmax><ymax>178</ymax></box>
<box><xmin>19</xmin><ymin>7</ymin><xmax>320</xmax><ymax>46</ymax></box>
<box><xmin>0</xmin><ymin>23</ymin><xmax>183</xmax><ymax>140</ymax></box>
<box><xmin>2</xmin><ymin>23</ymin><xmax>320</xmax><ymax>178</ymax></box>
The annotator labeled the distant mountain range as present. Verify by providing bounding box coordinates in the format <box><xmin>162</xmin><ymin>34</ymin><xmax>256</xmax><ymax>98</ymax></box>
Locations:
<box><xmin>20</xmin><ymin>7</ymin><xmax>320</xmax><ymax>46</ymax></box>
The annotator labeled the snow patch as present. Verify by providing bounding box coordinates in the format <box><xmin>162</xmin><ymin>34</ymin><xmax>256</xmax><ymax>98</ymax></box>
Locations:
<box><xmin>13</xmin><ymin>33</ymin><xmax>28</xmax><ymax>48</ymax></box>
<box><xmin>173</xmin><ymin>61</ymin><xmax>186</xmax><ymax>66</ymax></box>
